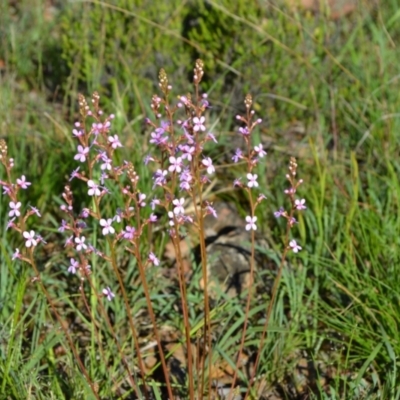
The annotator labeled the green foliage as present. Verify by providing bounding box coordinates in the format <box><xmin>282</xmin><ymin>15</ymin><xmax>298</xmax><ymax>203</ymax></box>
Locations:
<box><xmin>3</xmin><ymin>1</ymin><xmax>400</xmax><ymax>398</ymax></box>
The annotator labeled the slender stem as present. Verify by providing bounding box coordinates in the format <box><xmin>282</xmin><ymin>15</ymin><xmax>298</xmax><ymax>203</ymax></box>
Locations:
<box><xmin>83</xmin><ymin>274</ymin><xmax>143</xmax><ymax>398</ymax></box>
<box><xmin>29</xmin><ymin>262</ymin><xmax>100</xmax><ymax>399</ymax></box>
<box><xmin>133</xmin><ymin>245</ymin><xmax>175</xmax><ymax>400</ymax></box>
<box><xmin>173</xmin><ymin>234</ymin><xmax>195</xmax><ymax>400</ymax></box>
<box><xmin>244</xmin><ymin>208</ymin><xmax>294</xmax><ymax>399</ymax></box>
<box><xmin>108</xmin><ymin>240</ymin><xmax>149</xmax><ymax>398</ymax></box>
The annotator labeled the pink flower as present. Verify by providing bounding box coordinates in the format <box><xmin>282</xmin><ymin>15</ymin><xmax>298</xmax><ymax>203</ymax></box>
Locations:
<box><xmin>108</xmin><ymin>135</ymin><xmax>123</xmax><ymax>149</ymax></box>
<box><xmin>169</xmin><ymin>156</ymin><xmax>182</xmax><ymax>173</ymax></box>
<box><xmin>29</xmin><ymin>206</ymin><xmax>41</xmax><ymax>217</ymax></box>
<box><xmin>9</xmin><ymin>201</ymin><xmax>21</xmax><ymax>217</ymax></box>
<box><xmin>12</xmin><ymin>248</ymin><xmax>20</xmax><ymax>260</ymax></box>
<box><xmin>23</xmin><ymin>230</ymin><xmax>37</xmax><ymax>248</ymax></box>
<box><xmin>202</xmin><ymin>157</ymin><xmax>215</xmax><ymax>174</ymax></box>
<box><xmin>75</xmin><ymin>236</ymin><xmax>87</xmax><ymax>251</ymax></box>
<box><xmin>68</xmin><ymin>258</ymin><xmax>78</xmax><ymax>274</ymax></box>
<box><xmin>16</xmin><ymin>175</ymin><xmax>31</xmax><ymax>189</ymax></box>
<box><xmin>193</xmin><ymin>116</ymin><xmax>206</xmax><ymax>132</ymax></box>
<box><xmin>87</xmin><ymin>180</ymin><xmax>101</xmax><ymax>196</ymax></box>
<box><xmin>289</xmin><ymin>240</ymin><xmax>302</xmax><ymax>253</ymax></box>
<box><xmin>245</xmin><ymin>216</ymin><xmax>257</xmax><ymax>231</ymax></box>
<box><xmin>102</xmin><ymin>287</ymin><xmax>115</xmax><ymax>301</ymax></box>
<box><xmin>254</xmin><ymin>144</ymin><xmax>267</xmax><ymax>158</ymax></box>
<box><xmin>149</xmin><ymin>252</ymin><xmax>160</xmax><ymax>266</ymax></box>
<box><xmin>74</xmin><ymin>145</ymin><xmax>89</xmax><ymax>162</ymax></box>
<box><xmin>100</xmin><ymin>218</ymin><xmax>115</xmax><ymax>235</ymax></box>
<box><xmin>122</xmin><ymin>226</ymin><xmax>135</xmax><ymax>240</ymax></box>
<box><xmin>232</xmin><ymin>149</ymin><xmax>243</xmax><ymax>163</ymax></box>
<box><xmin>173</xmin><ymin>198</ymin><xmax>185</xmax><ymax>215</ymax></box>
<box><xmin>247</xmin><ymin>173</ymin><xmax>258</xmax><ymax>188</ymax></box>
<box><xmin>295</xmin><ymin>199</ymin><xmax>307</xmax><ymax>210</ymax></box>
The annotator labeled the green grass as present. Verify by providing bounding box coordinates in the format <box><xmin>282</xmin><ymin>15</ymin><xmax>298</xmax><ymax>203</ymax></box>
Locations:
<box><xmin>1</xmin><ymin>0</ymin><xmax>400</xmax><ymax>399</ymax></box>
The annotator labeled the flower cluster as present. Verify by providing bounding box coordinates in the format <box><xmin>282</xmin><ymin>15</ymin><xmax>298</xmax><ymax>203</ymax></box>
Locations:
<box><xmin>0</xmin><ymin>139</ymin><xmax>42</xmax><ymax>264</ymax></box>
<box><xmin>232</xmin><ymin>94</ymin><xmax>267</xmax><ymax>232</ymax></box>
<box><xmin>273</xmin><ymin>157</ymin><xmax>306</xmax><ymax>253</ymax></box>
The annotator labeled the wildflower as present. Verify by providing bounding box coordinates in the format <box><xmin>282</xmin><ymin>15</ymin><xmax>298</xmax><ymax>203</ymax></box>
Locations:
<box><xmin>100</xmin><ymin>154</ymin><xmax>112</xmax><ymax>170</ymax></box>
<box><xmin>295</xmin><ymin>199</ymin><xmax>307</xmax><ymax>210</ymax></box>
<box><xmin>103</xmin><ymin>287</ymin><xmax>115</xmax><ymax>301</ymax></box>
<box><xmin>6</xmin><ymin>218</ymin><xmax>15</xmax><ymax>230</ymax></box>
<box><xmin>153</xmin><ymin>169</ymin><xmax>168</xmax><ymax>187</ymax></box>
<box><xmin>58</xmin><ymin>220</ymin><xmax>68</xmax><ymax>232</ymax></box>
<box><xmin>150</xmin><ymin>198</ymin><xmax>160</xmax><ymax>210</ymax></box>
<box><xmin>232</xmin><ymin>148</ymin><xmax>243</xmax><ymax>163</ymax></box>
<box><xmin>206</xmin><ymin>203</ymin><xmax>217</xmax><ymax>218</ymax></box>
<box><xmin>148</xmin><ymin>213</ymin><xmax>157</xmax><ymax>222</ymax></box>
<box><xmin>100</xmin><ymin>172</ymin><xmax>108</xmax><ymax>185</ymax></box>
<box><xmin>207</xmin><ymin>132</ymin><xmax>218</xmax><ymax>143</ymax></box>
<box><xmin>2</xmin><ymin>185</ymin><xmax>11</xmax><ymax>196</ymax></box>
<box><xmin>144</xmin><ymin>154</ymin><xmax>154</xmax><ymax>165</ymax></box>
<box><xmin>173</xmin><ymin>198</ymin><xmax>185</xmax><ymax>215</ymax></box>
<box><xmin>68</xmin><ymin>258</ymin><xmax>78</xmax><ymax>274</ymax></box>
<box><xmin>182</xmin><ymin>145</ymin><xmax>195</xmax><ymax>161</ymax></box>
<box><xmin>245</xmin><ymin>216</ymin><xmax>257</xmax><ymax>231</ymax></box>
<box><xmin>149</xmin><ymin>130</ymin><xmax>166</xmax><ymax>146</ymax></box>
<box><xmin>29</xmin><ymin>206</ymin><xmax>41</xmax><ymax>217</ymax></box>
<box><xmin>193</xmin><ymin>116</ymin><xmax>206</xmax><ymax>132</ymax></box>
<box><xmin>9</xmin><ymin>201</ymin><xmax>21</xmax><ymax>217</ymax></box>
<box><xmin>138</xmin><ymin>193</ymin><xmax>146</xmax><ymax>207</ymax></box>
<box><xmin>202</xmin><ymin>157</ymin><xmax>215</xmax><ymax>174</ymax></box>
<box><xmin>16</xmin><ymin>175</ymin><xmax>31</xmax><ymax>189</ymax></box>
<box><xmin>122</xmin><ymin>226</ymin><xmax>136</xmax><ymax>240</ymax></box>
<box><xmin>274</xmin><ymin>207</ymin><xmax>285</xmax><ymax>218</ymax></box>
<box><xmin>233</xmin><ymin>178</ymin><xmax>242</xmax><ymax>187</ymax></box>
<box><xmin>289</xmin><ymin>240</ymin><xmax>302</xmax><ymax>253</ymax></box>
<box><xmin>12</xmin><ymin>248</ymin><xmax>20</xmax><ymax>260</ymax></box>
<box><xmin>100</xmin><ymin>218</ymin><xmax>115</xmax><ymax>235</ymax></box>
<box><xmin>113</xmin><ymin>210</ymin><xmax>122</xmax><ymax>223</ymax></box>
<box><xmin>169</xmin><ymin>156</ymin><xmax>182</xmax><ymax>173</ymax></box>
<box><xmin>74</xmin><ymin>145</ymin><xmax>89</xmax><ymax>162</ymax></box>
<box><xmin>65</xmin><ymin>235</ymin><xmax>74</xmax><ymax>247</ymax></box>
<box><xmin>75</xmin><ymin>236</ymin><xmax>87</xmax><ymax>251</ymax></box>
<box><xmin>257</xmin><ymin>194</ymin><xmax>267</xmax><ymax>203</ymax></box>
<box><xmin>108</xmin><ymin>135</ymin><xmax>123</xmax><ymax>149</ymax></box>
<box><xmin>149</xmin><ymin>252</ymin><xmax>160</xmax><ymax>266</ymax></box>
<box><xmin>254</xmin><ymin>144</ymin><xmax>267</xmax><ymax>158</ymax></box>
<box><xmin>168</xmin><ymin>211</ymin><xmax>175</xmax><ymax>226</ymax></box>
<box><xmin>72</xmin><ymin>128</ymin><xmax>83</xmax><ymax>137</ymax></box>
<box><xmin>87</xmin><ymin>180</ymin><xmax>101</xmax><ymax>196</ymax></box>
<box><xmin>69</xmin><ymin>166</ymin><xmax>81</xmax><ymax>181</ymax></box>
<box><xmin>23</xmin><ymin>230</ymin><xmax>37</xmax><ymax>248</ymax></box>
<box><xmin>238</xmin><ymin>127</ymin><xmax>250</xmax><ymax>136</ymax></box>
<box><xmin>247</xmin><ymin>173</ymin><xmax>259</xmax><ymax>188</ymax></box>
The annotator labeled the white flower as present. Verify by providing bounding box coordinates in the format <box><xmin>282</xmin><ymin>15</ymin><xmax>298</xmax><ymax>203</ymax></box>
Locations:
<box><xmin>254</xmin><ymin>144</ymin><xmax>267</xmax><ymax>158</ymax></box>
<box><xmin>245</xmin><ymin>216</ymin><xmax>257</xmax><ymax>231</ymax></box>
<box><xmin>103</xmin><ymin>287</ymin><xmax>115</xmax><ymax>301</ymax></box>
<box><xmin>173</xmin><ymin>198</ymin><xmax>185</xmax><ymax>215</ymax></box>
<box><xmin>295</xmin><ymin>199</ymin><xmax>307</xmax><ymax>210</ymax></box>
<box><xmin>87</xmin><ymin>180</ymin><xmax>101</xmax><ymax>196</ymax></box>
<box><xmin>202</xmin><ymin>157</ymin><xmax>215</xmax><ymax>175</ymax></box>
<box><xmin>75</xmin><ymin>236</ymin><xmax>87</xmax><ymax>251</ymax></box>
<box><xmin>9</xmin><ymin>201</ymin><xmax>21</xmax><ymax>217</ymax></box>
<box><xmin>247</xmin><ymin>173</ymin><xmax>259</xmax><ymax>188</ymax></box>
<box><xmin>149</xmin><ymin>252</ymin><xmax>160</xmax><ymax>266</ymax></box>
<box><xmin>289</xmin><ymin>240</ymin><xmax>302</xmax><ymax>253</ymax></box>
<box><xmin>100</xmin><ymin>218</ymin><xmax>115</xmax><ymax>235</ymax></box>
<box><xmin>193</xmin><ymin>116</ymin><xmax>206</xmax><ymax>132</ymax></box>
<box><xmin>169</xmin><ymin>156</ymin><xmax>182</xmax><ymax>173</ymax></box>
<box><xmin>23</xmin><ymin>230</ymin><xmax>37</xmax><ymax>248</ymax></box>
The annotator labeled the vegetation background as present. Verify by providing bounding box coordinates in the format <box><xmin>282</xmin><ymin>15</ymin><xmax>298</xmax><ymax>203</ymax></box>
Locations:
<box><xmin>1</xmin><ymin>0</ymin><xmax>400</xmax><ymax>399</ymax></box>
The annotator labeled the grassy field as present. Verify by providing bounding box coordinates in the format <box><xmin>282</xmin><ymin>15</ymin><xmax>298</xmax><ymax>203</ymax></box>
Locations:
<box><xmin>1</xmin><ymin>1</ymin><xmax>400</xmax><ymax>399</ymax></box>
